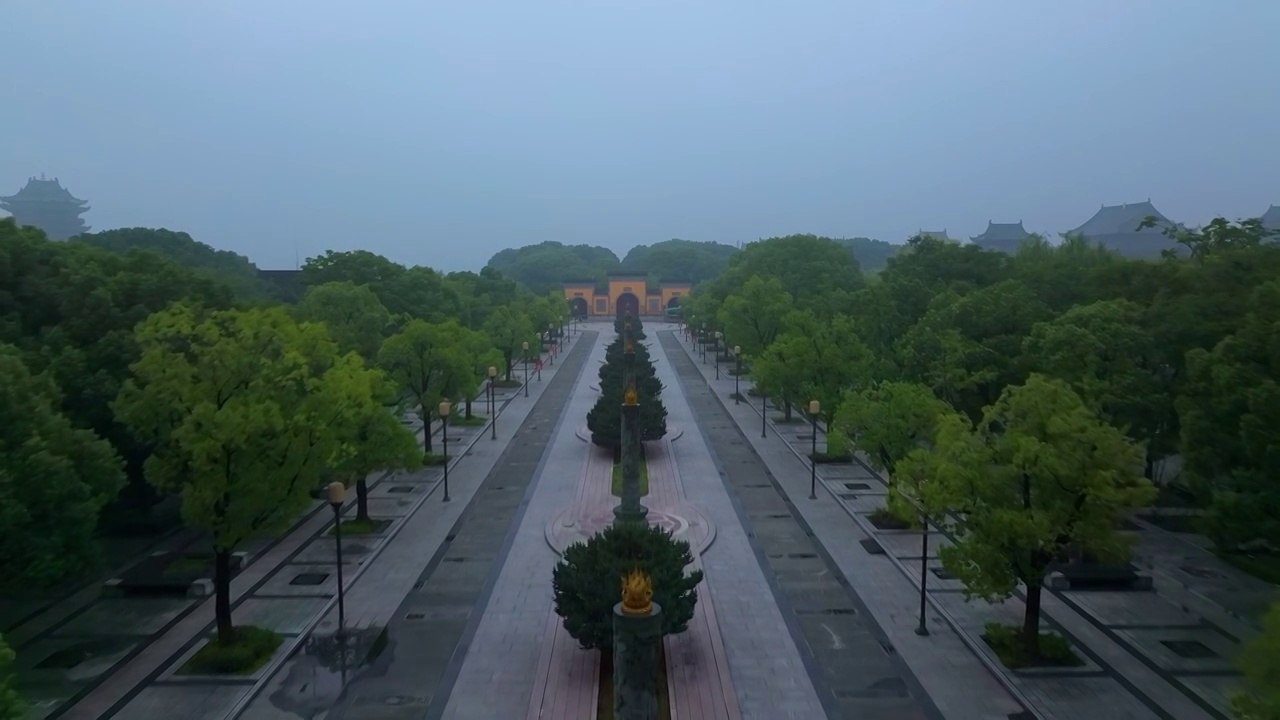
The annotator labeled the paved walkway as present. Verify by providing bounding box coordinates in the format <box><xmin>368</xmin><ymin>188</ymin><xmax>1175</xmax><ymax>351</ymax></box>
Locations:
<box><xmin>42</xmin><ymin>337</ymin><xmax>577</xmax><ymax>720</ymax></box>
<box><xmin>665</xmin><ymin>328</ymin><xmax>1260</xmax><ymax>720</ymax></box>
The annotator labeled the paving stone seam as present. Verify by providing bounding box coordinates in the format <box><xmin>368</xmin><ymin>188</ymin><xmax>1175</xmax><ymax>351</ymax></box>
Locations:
<box><xmin>695</xmin><ymin>332</ymin><xmax>1214</xmax><ymax>720</ymax></box>
<box><xmin>69</xmin><ymin>351</ymin><xmax>552</xmax><ymax>720</ymax></box>
<box><xmin>423</xmin><ymin>330</ymin><xmax>595</xmax><ymax>720</ymax></box>
<box><xmin>660</xmin><ymin>331</ymin><xmax>944</xmax><ymax>720</ymax></box>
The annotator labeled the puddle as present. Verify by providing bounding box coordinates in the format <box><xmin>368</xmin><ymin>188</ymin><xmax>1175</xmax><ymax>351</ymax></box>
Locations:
<box><xmin>267</xmin><ymin>627</ymin><xmax>385</xmax><ymax>716</ymax></box>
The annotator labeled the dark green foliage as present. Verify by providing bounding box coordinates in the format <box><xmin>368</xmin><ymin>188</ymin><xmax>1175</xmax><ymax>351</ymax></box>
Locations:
<box><xmin>587</xmin><ymin>323</ymin><xmax>668</xmax><ymax>447</ymax></box>
<box><xmin>620</xmin><ymin>239</ymin><xmax>738</xmax><ymax>285</ymax></box>
<box><xmin>76</xmin><ymin>227</ymin><xmax>271</xmax><ymax>300</ymax></box>
<box><xmin>982</xmin><ymin>623</ymin><xmax>1082</xmax><ymax>669</ymax></box>
<box><xmin>552</xmin><ymin>523</ymin><xmax>702</xmax><ymax>650</ymax></box>
<box><xmin>486</xmin><ymin>241</ymin><xmax>621</xmax><ymax>295</ymax></box>
<box><xmin>832</xmin><ymin>236</ymin><xmax>900</xmax><ymax>273</ymax></box>
<box><xmin>179</xmin><ymin>626</ymin><xmax>283</xmax><ymax>675</ymax></box>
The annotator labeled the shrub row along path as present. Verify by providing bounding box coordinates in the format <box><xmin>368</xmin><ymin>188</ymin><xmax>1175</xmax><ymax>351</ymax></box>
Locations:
<box><xmin>46</xmin><ymin>340</ymin><xmax>573</xmax><ymax>720</ymax></box>
<box><xmin>663</xmin><ymin>327</ymin><xmax>1269</xmax><ymax>720</ymax></box>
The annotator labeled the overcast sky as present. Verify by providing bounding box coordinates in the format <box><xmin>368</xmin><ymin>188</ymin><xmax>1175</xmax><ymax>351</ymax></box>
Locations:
<box><xmin>3</xmin><ymin>1</ymin><xmax>1276</xmax><ymax>271</ymax></box>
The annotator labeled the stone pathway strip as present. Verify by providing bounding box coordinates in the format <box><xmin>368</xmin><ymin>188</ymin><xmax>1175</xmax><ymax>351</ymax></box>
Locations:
<box><xmin>666</xmin><ymin>328</ymin><xmax>1248</xmax><ymax>720</ymax></box>
<box><xmin>48</xmin><ymin>341</ymin><xmax>570</xmax><ymax>720</ymax></box>
<box><xmin>659</xmin><ymin>332</ymin><xmax>943</xmax><ymax>720</ymax></box>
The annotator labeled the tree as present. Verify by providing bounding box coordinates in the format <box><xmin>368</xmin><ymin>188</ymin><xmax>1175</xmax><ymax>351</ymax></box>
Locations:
<box><xmin>0</xmin><ymin>634</ymin><xmax>21</xmax><ymax>720</ymax></box>
<box><xmin>755</xmin><ymin>312</ymin><xmax>873</xmax><ymax>428</ymax></box>
<box><xmin>379</xmin><ymin>319</ymin><xmax>471</xmax><ymax>455</ymax></box>
<box><xmin>454</xmin><ymin>325</ymin><xmax>503</xmax><ymax>419</ymax></box>
<box><xmin>0</xmin><ymin>345</ymin><xmax>124</xmax><ymax>593</ymax></box>
<box><xmin>481</xmin><ymin>305</ymin><xmax>535</xmax><ymax>381</ymax></box>
<box><xmin>696</xmin><ymin>234</ymin><xmax>865</xmax><ymax>317</ymax></box>
<box><xmin>1178</xmin><ymin>279</ymin><xmax>1280</xmax><ymax>552</ymax></box>
<box><xmin>485</xmin><ymin>241</ymin><xmax>620</xmax><ymax>295</ymax></box>
<box><xmin>587</xmin><ymin>334</ymin><xmax>667</xmax><ymax>450</ymax></box>
<box><xmin>329</xmin><ymin>373</ymin><xmax>423</xmax><ymax>524</ymax></box>
<box><xmin>114</xmin><ymin>304</ymin><xmax>377</xmax><ymax>644</ymax></box>
<box><xmin>1232</xmin><ymin>602</ymin><xmax>1280</xmax><ymax>719</ymax></box>
<box><xmin>834</xmin><ymin>381</ymin><xmax>954</xmax><ymax>477</ymax></box>
<box><xmin>620</xmin><ymin>239</ymin><xmax>738</xmax><ymax>285</ymax></box>
<box><xmin>898</xmin><ymin>375</ymin><xmax>1153</xmax><ymax>661</ymax></box>
<box><xmin>302</xmin><ymin>249</ymin><xmax>405</xmax><ymax>289</ymax></box>
<box><xmin>832</xmin><ymin>236</ymin><xmax>900</xmax><ymax>274</ymax></box>
<box><xmin>552</xmin><ymin>523</ymin><xmax>702</xmax><ymax>650</ymax></box>
<box><xmin>1022</xmin><ymin>299</ymin><xmax>1175</xmax><ymax>475</ymax></box>
<box><xmin>295</xmin><ymin>281</ymin><xmax>393</xmax><ymax>361</ymax></box>
<box><xmin>717</xmin><ymin>276</ymin><xmax>792</xmax><ymax>359</ymax></box>
<box><xmin>76</xmin><ymin>227</ymin><xmax>269</xmax><ymax>301</ymax></box>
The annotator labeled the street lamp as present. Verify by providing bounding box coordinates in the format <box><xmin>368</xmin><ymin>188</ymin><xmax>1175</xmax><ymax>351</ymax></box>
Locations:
<box><xmin>714</xmin><ymin>332</ymin><xmax>722</xmax><ymax>380</ymax></box>
<box><xmin>326</xmin><ymin>482</ymin><xmax>348</xmax><ymax>637</ymax></box>
<box><xmin>808</xmin><ymin>400</ymin><xmax>820</xmax><ymax>499</ymax></box>
<box><xmin>733</xmin><ymin>345</ymin><xmax>741</xmax><ymax>405</ymax></box>
<box><xmin>521</xmin><ymin>341</ymin><xmax>530</xmax><ymax>398</ymax></box>
<box><xmin>438</xmin><ymin>400</ymin><xmax>452</xmax><ymax>502</ymax></box>
<box><xmin>916</xmin><ymin>510</ymin><xmax>931</xmax><ymax>636</ymax></box>
<box><xmin>487</xmin><ymin>365</ymin><xmax>498</xmax><ymax>440</ymax></box>
<box><xmin>548</xmin><ymin>323</ymin><xmax>555</xmax><ymax>365</ymax></box>
<box><xmin>700</xmin><ymin>324</ymin><xmax>707</xmax><ymax>364</ymax></box>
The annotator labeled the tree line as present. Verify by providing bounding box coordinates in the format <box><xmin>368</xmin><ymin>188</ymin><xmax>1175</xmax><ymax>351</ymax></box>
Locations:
<box><xmin>0</xmin><ymin>219</ymin><xmax>570</xmax><ymax>694</ymax></box>
<box><xmin>682</xmin><ymin>224</ymin><xmax>1280</xmax><ymax>712</ymax></box>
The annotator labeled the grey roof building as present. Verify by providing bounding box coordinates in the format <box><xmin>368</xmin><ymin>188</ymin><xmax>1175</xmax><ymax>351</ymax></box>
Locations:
<box><xmin>970</xmin><ymin>221</ymin><xmax>1032</xmax><ymax>254</ymax></box>
<box><xmin>1262</xmin><ymin>205</ymin><xmax>1280</xmax><ymax>232</ymax></box>
<box><xmin>0</xmin><ymin>176</ymin><xmax>91</xmax><ymax>240</ymax></box>
<box><xmin>917</xmin><ymin>229</ymin><xmax>958</xmax><ymax>243</ymax></box>
<box><xmin>1067</xmin><ymin>200</ymin><xmax>1181</xmax><ymax>259</ymax></box>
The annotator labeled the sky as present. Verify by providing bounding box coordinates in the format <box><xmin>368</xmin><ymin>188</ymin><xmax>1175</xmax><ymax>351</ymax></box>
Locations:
<box><xmin>2</xmin><ymin>1</ymin><xmax>1277</xmax><ymax>272</ymax></box>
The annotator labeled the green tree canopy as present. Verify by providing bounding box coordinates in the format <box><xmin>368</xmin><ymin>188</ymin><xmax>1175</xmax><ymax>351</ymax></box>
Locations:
<box><xmin>76</xmin><ymin>227</ymin><xmax>269</xmax><ymax>301</ymax></box>
<box><xmin>115</xmin><ymin>304</ymin><xmax>378</xmax><ymax>642</ymax></box>
<box><xmin>295</xmin><ymin>281</ymin><xmax>393</xmax><ymax>361</ymax></box>
<box><xmin>378</xmin><ymin>319</ymin><xmax>472</xmax><ymax>455</ymax></box>
<box><xmin>485</xmin><ymin>241</ymin><xmax>620</xmax><ymax>295</ymax></box>
<box><xmin>1178</xmin><ymin>279</ymin><xmax>1280</xmax><ymax>552</ymax></box>
<box><xmin>481</xmin><ymin>305</ymin><xmax>537</xmax><ymax>380</ymax></box>
<box><xmin>717</xmin><ymin>275</ymin><xmax>792</xmax><ymax>359</ymax></box>
<box><xmin>898</xmin><ymin>375</ymin><xmax>1153</xmax><ymax>660</ymax></box>
<box><xmin>0</xmin><ymin>345</ymin><xmax>125</xmax><ymax>593</ymax></box>
<box><xmin>0</xmin><ymin>634</ymin><xmax>21</xmax><ymax>720</ymax></box>
<box><xmin>620</xmin><ymin>239</ymin><xmax>738</xmax><ymax>285</ymax></box>
<box><xmin>1233</xmin><ymin>602</ymin><xmax>1280</xmax><ymax>719</ymax></box>
<box><xmin>835</xmin><ymin>381</ymin><xmax>955</xmax><ymax>477</ymax></box>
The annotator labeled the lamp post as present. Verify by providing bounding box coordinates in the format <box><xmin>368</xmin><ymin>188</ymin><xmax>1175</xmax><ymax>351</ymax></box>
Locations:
<box><xmin>488</xmin><ymin>365</ymin><xmax>498</xmax><ymax>440</ymax></box>
<box><xmin>548</xmin><ymin>324</ymin><xmax>555</xmax><ymax>365</ymax></box>
<box><xmin>326</xmin><ymin>482</ymin><xmax>347</xmax><ymax>637</ymax></box>
<box><xmin>916</xmin><ymin>510</ymin><xmax>931</xmax><ymax>636</ymax></box>
<box><xmin>521</xmin><ymin>341</ymin><xmax>530</xmax><ymax>398</ymax></box>
<box><xmin>700</xmin><ymin>324</ymin><xmax>707</xmax><ymax>364</ymax></box>
<box><xmin>760</xmin><ymin>386</ymin><xmax>768</xmax><ymax>438</ymax></box>
<box><xmin>438</xmin><ymin>400</ymin><xmax>452</xmax><ymax>502</ymax></box>
<box><xmin>714</xmin><ymin>332</ymin><xmax>722</xmax><ymax>380</ymax></box>
<box><xmin>733</xmin><ymin>345</ymin><xmax>741</xmax><ymax>405</ymax></box>
<box><xmin>808</xmin><ymin>400</ymin><xmax>820</xmax><ymax>499</ymax></box>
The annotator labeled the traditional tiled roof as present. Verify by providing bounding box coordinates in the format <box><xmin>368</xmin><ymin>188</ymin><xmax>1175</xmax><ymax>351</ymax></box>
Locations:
<box><xmin>917</xmin><ymin>229</ymin><xmax>955</xmax><ymax>243</ymax></box>
<box><xmin>1261</xmin><ymin>205</ymin><xmax>1280</xmax><ymax>230</ymax></box>
<box><xmin>1</xmin><ymin>177</ymin><xmax>88</xmax><ymax>206</ymax></box>
<box><xmin>970</xmin><ymin>221</ymin><xmax>1031</xmax><ymax>243</ymax></box>
<box><xmin>1069</xmin><ymin>200</ymin><xmax>1172</xmax><ymax>237</ymax></box>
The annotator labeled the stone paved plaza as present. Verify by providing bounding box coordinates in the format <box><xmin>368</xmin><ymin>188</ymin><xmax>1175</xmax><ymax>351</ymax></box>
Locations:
<box><xmin>8</xmin><ymin>319</ymin><xmax>1273</xmax><ymax>720</ymax></box>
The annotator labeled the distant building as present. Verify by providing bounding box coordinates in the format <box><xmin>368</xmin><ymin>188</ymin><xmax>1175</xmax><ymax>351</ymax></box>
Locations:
<box><xmin>1067</xmin><ymin>200</ymin><xmax>1181</xmax><ymax>259</ymax></box>
<box><xmin>1262</xmin><ymin>205</ymin><xmax>1280</xmax><ymax>234</ymax></box>
<box><xmin>562</xmin><ymin>275</ymin><xmax>690</xmax><ymax>318</ymax></box>
<box><xmin>0</xmin><ymin>176</ymin><xmax>91</xmax><ymax>240</ymax></box>
<box><xmin>916</xmin><ymin>229</ymin><xmax>958</xmax><ymax>243</ymax></box>
<box><xmin>970</xmin><ymin>221</ymin><xmax>1032</xmax><ymax>254</ymax></box>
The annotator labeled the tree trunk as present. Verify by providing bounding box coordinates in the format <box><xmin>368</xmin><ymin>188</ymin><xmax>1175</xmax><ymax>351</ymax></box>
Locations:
<box><xmin>422</xmin><ymin>411</ymin><xmax>433</xmax><ymax>454</ymax></box>
<box><xmin>1022</xmin><ymin>580</ymin><xmax>1043</xmax><ymax>660</ymax></box>
<box><xmin>214</xmin><ymin>548</ymin><xmax>234</xmax><ymax>644</ymax></box>
<box><xmin>465</xmin><ymin>398</ymin><xmax>474</xmax><ymax>419</ymax></box>
<box><xmin>356</xmin><ymin>477</ymin><xmax>370</xmax><ymax>523</ymax></box>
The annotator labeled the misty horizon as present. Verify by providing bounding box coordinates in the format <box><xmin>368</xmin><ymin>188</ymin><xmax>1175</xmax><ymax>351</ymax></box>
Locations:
<box><xmin>3</xmin><ymin>1</ymin><xmax>1277</xmax><ymax>272</ymax></box>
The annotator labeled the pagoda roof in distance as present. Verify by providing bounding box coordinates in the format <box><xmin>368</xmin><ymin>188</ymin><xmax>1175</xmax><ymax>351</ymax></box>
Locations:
<box><xmin>1</xmin><ymin>176</ymin><xmax>88</xmax><ymax>206</ymax></box>
<box><xmin>1261</xmin><ymin>204</ymin><xmax>1280</xmax><ymax>230</ymax></box>
<box><xmin>917</xmin><ymin>229</ymin><xmax>956</xmax><ymax>242</ymax></box>
<box><xmin>971</xmin><ymin>220</ymin><xmax>1031</xmax><ymax>243</ymax></box>
<box><xmin>1069</xmin><ymin>200</ymin><xmax>1172</xmax><ymax>237</ymax></box>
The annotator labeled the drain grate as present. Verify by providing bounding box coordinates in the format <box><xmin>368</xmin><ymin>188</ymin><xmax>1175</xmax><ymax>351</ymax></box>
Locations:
<box><xmin>844</xmin><ymin>482</ymin><xmax>871</xmax><ymax>490</ymax></box>
<box><xmin>796</xmin><ymin>608</ymin><xmax>857</xmax><ymax>616</ymax></box>
<box><xmin>1161</xmin><ymin>639</ymin><xmax>1218</xmax><ymax>659</ymax></box>
<box><xmin>387</xmin><ymin>486</ymin><xmax>416</xmax><ymax>494</ymax></box>
<box><xmin>405</xmin><ymin>612</ymin><xmax>426</xmax><ymax>621</ymax></box>
<box><xmin>787</xmin><ymin>553</ymin><xmax>818</xmax><ymax>559</ymax></box>
<box><xmin>445</xmin><ymin>534</ymin><xmax>456</xmax><ymax>542</ymax></box>
<box><xmin>743</xmin><ymin>483</ymin><xmax>772</xmax><ymax>488</ymax></box>
<box><xmin>443</xmin><ymin>557</ymin><xmax>468</xmax><ymax>562</ymax></box>
<box><xmin>290</xmin><ymin>572</ymin><xmax>329</xmax><ymax>586</ymax></box>
<box><xmin>838</xmin><ymin>493</ymin><xmax>859</xmax><ymax>500</ymax></box>
<box><xmin>860</xmin><ymin>538</ymin><xmax>885</xmax><ymax>555</ymax></box>
<box><xmin>930</xmin><ymin>567</ymin><xmax>953</xmax><ymax>580</ymax></box>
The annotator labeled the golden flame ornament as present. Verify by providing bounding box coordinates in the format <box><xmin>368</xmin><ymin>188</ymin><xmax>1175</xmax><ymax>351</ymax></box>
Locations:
<box><xmin>624</xmin><ymin>387</ymin><xmax>638</xmax><ymax>405</ymax></box>
<box><xmin>620</xmin><ymin>569</ymin><xmax>653</xmax><ymax>616</ymax></box>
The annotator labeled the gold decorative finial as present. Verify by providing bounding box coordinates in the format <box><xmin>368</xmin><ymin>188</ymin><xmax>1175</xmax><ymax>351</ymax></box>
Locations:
<box><xmin>625</xmin><ymin>340</ymin><xmax>634</xmax><ymax>353</ymax></box>
<box><xmin>620</xmin><ymin>569</ymin><xmax>653</xmax><ymax>616</ymax></box>
<box><xmin>624</xmin><ymin>387</ymin><xmax>638</xmax><ymax>405</ymax></box>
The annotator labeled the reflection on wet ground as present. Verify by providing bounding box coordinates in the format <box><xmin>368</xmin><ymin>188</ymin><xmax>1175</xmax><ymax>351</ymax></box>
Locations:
<box><xmin>266</xmin><ymin>627</ymin><xmax>386</xmax><ymax>718</ymax></box>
